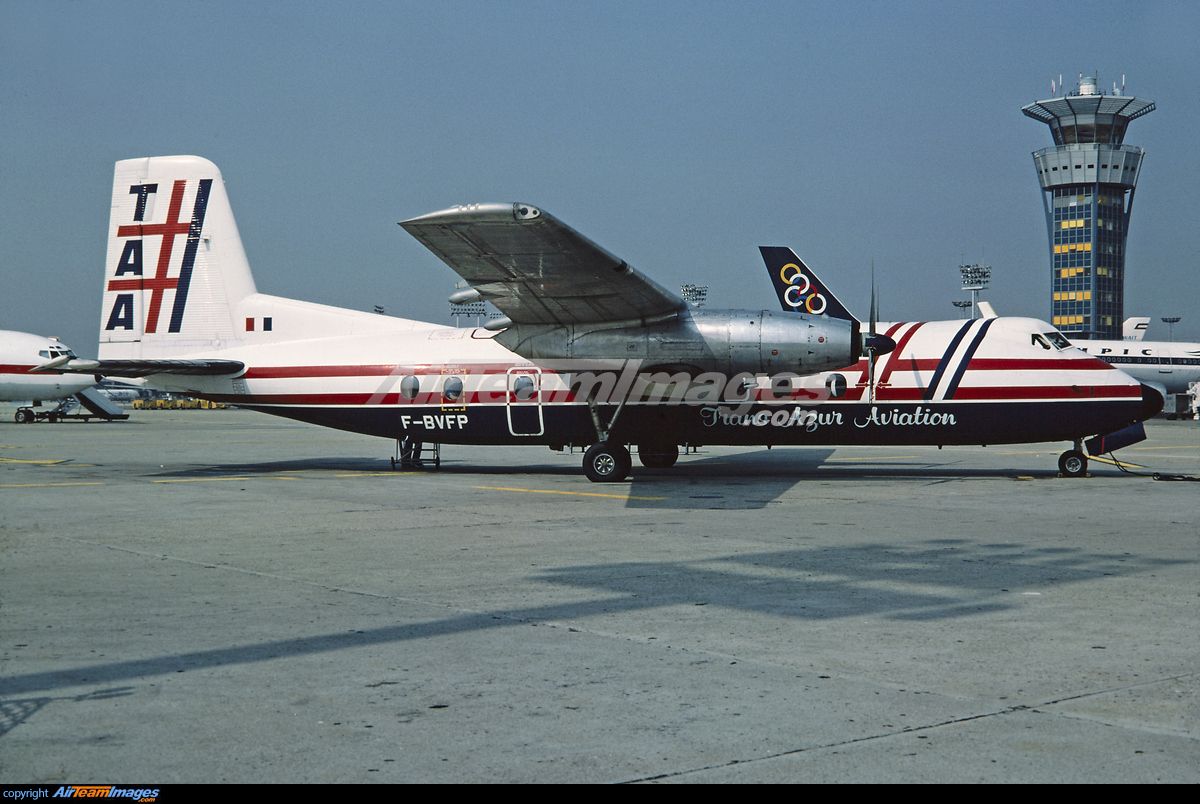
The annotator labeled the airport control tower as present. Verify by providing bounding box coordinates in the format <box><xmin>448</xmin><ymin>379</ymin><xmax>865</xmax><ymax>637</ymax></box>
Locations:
<box><xmin>1022</xmin><ymin>74</ymin><xmax>1155</xmax><ymax>340</ymax></box>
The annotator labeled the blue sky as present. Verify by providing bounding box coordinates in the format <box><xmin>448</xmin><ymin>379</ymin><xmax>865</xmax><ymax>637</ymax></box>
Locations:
<box><xmin>3</xmin><ymin>1</ymin><xmax>1198</xmax><ymax>353</ymax></box>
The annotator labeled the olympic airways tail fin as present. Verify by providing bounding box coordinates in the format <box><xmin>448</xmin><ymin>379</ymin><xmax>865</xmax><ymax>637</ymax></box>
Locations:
<box><xmin>99</xmin><ymin>156</ymin><xmax>257</xmax><ymax>359</ymax></box>
<box><xmin>758</xmin><ymin>247</ymin><xmax>856</xmax><ymax>321</ymax></box>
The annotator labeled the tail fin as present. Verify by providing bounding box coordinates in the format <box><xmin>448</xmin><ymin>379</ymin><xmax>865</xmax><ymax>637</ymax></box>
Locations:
<box><xmin>758</xmin><ymin>247</ymin><xmax>856</xmax><ymax>321</ymax></box>
<box><xmin>99</xmin><ymin>156</ymin><xmax>256</xmax><ymax>358</ymax></box>
<box><xmin>1122</xmin><ymin>317</ymin><xmax>1151</xmax><ymax>341</ymax></box>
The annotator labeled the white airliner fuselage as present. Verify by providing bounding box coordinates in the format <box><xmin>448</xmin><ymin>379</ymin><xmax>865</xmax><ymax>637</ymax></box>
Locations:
<box><xmin>0</xmin><ymin>330</ymin><xmax>93</xmax><ymax>409</ymax></box>
<box><xmin>1070</xmin><ymin>339</ymin><xmax>1200</xmax><ymax>395</ymax></box>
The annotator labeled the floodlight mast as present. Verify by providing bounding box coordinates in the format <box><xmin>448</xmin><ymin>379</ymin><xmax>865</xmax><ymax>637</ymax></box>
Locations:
<box><xmin>680</xmin><ymin>284</ymin><xmax>709</xmax><ymax>308</ymax></box>
<box><xmin>959</xmin><ymin>264</ymin><xmax>991</xmax><ymax>319</ymax></box>
<box><xmin>1161</xmin><ymin>316</ymin><xmax>1181</xmax><ymax>342</ymax></box>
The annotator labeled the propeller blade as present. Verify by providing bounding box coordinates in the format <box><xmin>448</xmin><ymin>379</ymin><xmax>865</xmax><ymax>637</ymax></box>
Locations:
<box><xmin>869</xmin><ymin>260</ymin><xmax>877</xmax><ymax>338</ymax></box>
<box><xmin>868</xmin><ymin>351</ymin><xmax>876</xmax><ymax>405</ymax></box>
<box><xmin>868</xmin><ymin>259</ymin><xmax>877</xmax><ymax>403</ymax></box>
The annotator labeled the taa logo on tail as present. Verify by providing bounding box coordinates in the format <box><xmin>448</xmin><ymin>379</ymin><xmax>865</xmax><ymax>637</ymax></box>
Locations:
<box><xmin>105</xmin><ymin>179</ymin><xmax>212</xmax><ymax>333</ymax></box>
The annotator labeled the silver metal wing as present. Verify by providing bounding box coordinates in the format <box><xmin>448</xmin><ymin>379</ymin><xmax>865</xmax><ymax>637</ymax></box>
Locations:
<box><xmin>399</xmin><ymin>203</ymin><xmax>684</xmax><ymax>326</ymax></box>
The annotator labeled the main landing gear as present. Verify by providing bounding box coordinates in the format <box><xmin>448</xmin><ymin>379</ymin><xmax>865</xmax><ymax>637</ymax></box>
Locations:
<box><xmin>580</xmin><ymin>391</ymin><xmax>680</xmax><ymax>481</ymax></box>
<box><xmin>582</xmin><ymin>442</ymin><xmax>681</xmax><ymax>482</ymax></box>
<box><xmin>1058</xmin><ymin>442</ymin><xmax>1088</xmax><ymax>478</ymax></box>
<box><xmin>583</xmin><ymin>442</ymin><xmax>631</xmax><ymax>482</ymax></box>
<box><xmin>637</xmin><ymin>443</ymin><xmax>679</xmax><ymax>469</ymax></box>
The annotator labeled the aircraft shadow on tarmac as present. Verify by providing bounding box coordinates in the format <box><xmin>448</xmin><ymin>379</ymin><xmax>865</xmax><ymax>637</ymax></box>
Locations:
<box><xmin>1</xmin><ymin>540</ymin><xmax>1188</xmax><ymax>699</ymax></box>
<box><xmin>144</xmin><ymin>447</ymin><xmax>1084</xmax><ymax>512</ymax></box>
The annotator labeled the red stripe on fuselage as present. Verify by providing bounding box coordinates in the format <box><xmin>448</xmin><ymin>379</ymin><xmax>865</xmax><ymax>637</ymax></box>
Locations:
<box><xmin>874</xmin><ymin>323</ymin><xmax>925</xmax><ymax>388</ymax></box>
<box><xmin>243</xmin><ymin>363</ymin><xmax>536</xmax><ymax>379</ymax></box>
<box><xmin>966</xmin><ymin>357</ymin><xmax>1117</xmax><ymax>372</ymax></box>
<box><xmin>949</xmin><ymin>384</ymin><xmax>1141</xmax><ymax>400</ymax></box>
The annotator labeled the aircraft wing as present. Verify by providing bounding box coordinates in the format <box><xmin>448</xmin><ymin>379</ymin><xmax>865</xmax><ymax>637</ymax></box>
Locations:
<box><xmin>33</xmin><ymin>358</ymin><xmax>245</xmax><ymax>378</ymax></box>
<box><xmin>400</xmin><ymin>203</ymin><xmax>684</xmax><ymax>326</ymax></box>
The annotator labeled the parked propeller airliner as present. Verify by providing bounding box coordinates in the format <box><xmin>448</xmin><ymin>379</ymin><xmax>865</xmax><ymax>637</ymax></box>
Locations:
<box><xmin>45</xmin><ymin>156</ymin><xmax>1161</xmax><ymax>481</ymax></box>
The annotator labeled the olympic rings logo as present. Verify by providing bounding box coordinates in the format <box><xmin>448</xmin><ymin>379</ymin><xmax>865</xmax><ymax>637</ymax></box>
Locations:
<box><xmin>779</xmin><ymin>263</ymin><xmax>827</xmax><ymax>315</ymax></box>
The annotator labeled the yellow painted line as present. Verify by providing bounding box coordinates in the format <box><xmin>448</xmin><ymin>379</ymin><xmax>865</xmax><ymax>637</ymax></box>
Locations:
<box><xmin>1131</xmin><ymin>445</ymin><xmax>1200</xmax><ymax>451</ymax></box>
<box><xmin>0</xmin><ymin>458</ymin><xmax>70</xmax><ymax>465</ymax></box>
<box><xmin>0</xmin><ymin>482</ymin><xmax>105</xmax><ymax>488</ymax></box>
<box><xmin>474</xmin><ymin>485</ymin><xmax>667</xmax><ymax>501</ymax></box>
<box><xmin>1087</xmin><ymin>455</ymin><xmax>1146</xmax><ymax>468</ymax></box>
<box><xmin>334</xmin><ymin>472</ymin><xmax>419</xmax><ymax>477</ymax></box>
<box><xmin>152</xmin><ymin>477</ymin><xmax>252</xmax><ymax>483</ymax></box>
<box><xmin>151</xmin><ymin>475</ymin><xmax>301</xmax><ymax>483</ymax></box>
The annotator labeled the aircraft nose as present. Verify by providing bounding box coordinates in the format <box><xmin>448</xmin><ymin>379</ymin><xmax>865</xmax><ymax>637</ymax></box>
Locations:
<box><xmin>1140</xmin><ymin>383</ymin><xmax>1164</xmax><ymax>420</ymax></box>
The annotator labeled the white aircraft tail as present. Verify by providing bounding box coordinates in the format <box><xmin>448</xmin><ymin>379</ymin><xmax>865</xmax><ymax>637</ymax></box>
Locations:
<box><xmin>99</xmin><ymin>156</ymin><xmax>256</xmax><ymax>358</ymax></box>
<box><xmin>1123</xmin><ymin>317</ymin><xmax>1150</xmax><ymax>341</ymax></box>
<box><xmin>99</xmin><ymin>156</ymin><xmax>436</xmax><ymax>360</ymax></box>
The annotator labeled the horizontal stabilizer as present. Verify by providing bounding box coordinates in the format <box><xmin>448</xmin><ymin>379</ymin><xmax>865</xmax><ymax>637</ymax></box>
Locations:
<box><xmin>41</xmin><ymin>358</ymin><xmax>245</xmax><ymax>378</ymax></box>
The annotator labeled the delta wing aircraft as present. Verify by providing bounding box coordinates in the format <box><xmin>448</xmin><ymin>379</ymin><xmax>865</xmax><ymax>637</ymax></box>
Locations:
<box><xmin>50</xmin><ymin>155</ymin><xmax>1160</xmax><ymax>481</ymax></box>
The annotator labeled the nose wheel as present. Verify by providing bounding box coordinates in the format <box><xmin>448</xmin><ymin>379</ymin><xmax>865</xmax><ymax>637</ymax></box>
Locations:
<box><xmin>1058</xmin><ymin>449</ymin><xmax>1088</xmax><ymax>478</ymax></box>
<box><xmin>583</xmin><ymin>442</ymin><xmax>631</xmax><ymax>482</ymax></box>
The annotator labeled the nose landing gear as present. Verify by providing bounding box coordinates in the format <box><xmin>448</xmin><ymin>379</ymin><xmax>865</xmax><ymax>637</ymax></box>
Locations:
<box><xmin>1058</xmin><ymin>443</ymin><xmax>1088</xmax><ymax>478</ymax></box>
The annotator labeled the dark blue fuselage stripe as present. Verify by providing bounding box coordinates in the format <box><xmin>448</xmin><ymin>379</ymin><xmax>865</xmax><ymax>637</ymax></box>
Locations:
<box><xmin>923</xmin><ymin>320</ymin><xmax>976</xmax><ymax>401</ymax></box>
<box><xmin>168</xmin><ymin>178</ymin><xmax>212</xmax><ymax>333</ymax></box>
<box><xmin>942</xmin><ymin>318</ymin><xmax>996</xmax><ymax>400</ymax></box>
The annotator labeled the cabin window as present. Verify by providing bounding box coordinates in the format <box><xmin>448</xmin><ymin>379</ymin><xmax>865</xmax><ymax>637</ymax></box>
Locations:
<box><xmin>400</xmin><ymin>375</ymin><xmax>420</xmax><ymax>401</ymax></box>
<box><xmin>442</xmin><ymin>376</ymin><xmax>464</xmax><ymax>403</ymax></box>
<box><xmin>512</xmin><ymin>375</ymin><xmax>536</xmax><ymax>401</ymax></box>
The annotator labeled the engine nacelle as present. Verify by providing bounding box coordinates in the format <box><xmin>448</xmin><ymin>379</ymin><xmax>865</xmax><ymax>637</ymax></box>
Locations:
<box><xmin>495</xmin><ymin>308</ymin><xmax>859</xmax><ymax>378</ymax></box>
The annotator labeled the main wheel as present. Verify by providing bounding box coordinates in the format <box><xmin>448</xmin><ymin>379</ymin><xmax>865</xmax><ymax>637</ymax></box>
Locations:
<box><xmin>1058</xmin><ymin>450</ymin><xmax>1088</xmax><ymax>478</ymax></box>
<box><xmin>583</xmin><ymin>442</ymin><xmax>631</xmax><ymax>482</ymax></box>
<box><xmin>15</xmin><ymin>408</ymin><xmax>34</xmax><ymax>424</ymax></box>
<box><xmin>638</xmin><ymin>443</ymin><xmax>679</xmax><ymax>469</ymax></box>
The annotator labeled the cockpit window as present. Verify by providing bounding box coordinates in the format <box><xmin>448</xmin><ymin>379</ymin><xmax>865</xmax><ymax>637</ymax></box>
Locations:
<box><xmin>1043</xmin><ymin>331</ymin><xmax>1072</xmax><ymax>350</ymax></box>
<box><xmin>1031</xmin><ymin>334</ymin><xmax>1052</xmax><ymax>350</ymax></box>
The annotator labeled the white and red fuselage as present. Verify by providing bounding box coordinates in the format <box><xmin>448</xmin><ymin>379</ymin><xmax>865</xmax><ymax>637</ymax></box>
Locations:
<box><xmin>81</xmin><ymin>155</ymin><xmax>1155</xmax><ymax>465</ymax></box>
<box><xmin>137</xmin><ymin>314</ymin><xmax>1152</xmax><ymax>451</ymax></box>
<box><xmin>0</xmin><ymin>331</ymin><xmax>92</xmax><ymax>405</ymax></box>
